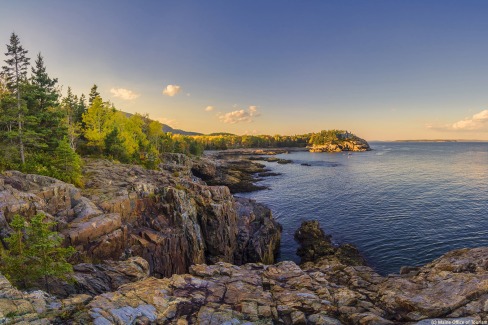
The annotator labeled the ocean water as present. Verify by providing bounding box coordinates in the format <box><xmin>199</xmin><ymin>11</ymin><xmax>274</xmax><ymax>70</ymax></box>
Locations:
<box><xmin>237</xmin><ymin>142</ymin><xmax>488</xmax><ymax>275</ymax></box>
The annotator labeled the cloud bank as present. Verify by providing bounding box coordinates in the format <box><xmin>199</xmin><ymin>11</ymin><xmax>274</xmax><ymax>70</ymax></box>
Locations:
<box><xmin>205</xmin><ymin>106</ymin><xmax>214</xmax><ymax>112</ymax></box>
<box><xmin>451</xmin><ymin>110</ymin><xmax>488</xmax><ymax>131</ymax></box>
<box><xmin>162</xmin><ymin>84</ymin><xmax>181</xmax><ymax>97</ymax></box>
<box><xmin>218</xmin><ymin>106</ymin><xmax>260</xmax><ymax>124</ymax></box>
<box><xmin>428</xmin><ymin>109</ymin><xmax>488</xmax><ymax>131</ymax></box>
<box><xmin>110</xmin><ymin>88</ymin><xmax>139</xmax><ymax>100</ymax></box>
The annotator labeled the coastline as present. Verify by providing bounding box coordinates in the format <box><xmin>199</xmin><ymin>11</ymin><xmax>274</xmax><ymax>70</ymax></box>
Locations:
<box><xmin>0</xmin><ymin>152</ymin><xmax>487</xmax><ymax>324</ymax></box>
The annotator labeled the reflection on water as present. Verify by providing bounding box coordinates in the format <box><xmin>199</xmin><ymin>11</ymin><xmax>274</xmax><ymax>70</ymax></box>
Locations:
<box><xmin>238</xmin><ymin>142</ymin><xmax>488</xmax><ymax>275</ymax></box>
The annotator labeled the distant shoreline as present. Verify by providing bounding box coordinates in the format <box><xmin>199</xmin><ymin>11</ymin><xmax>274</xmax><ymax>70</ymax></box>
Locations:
<box><xmin>391</xmin><ymin>139</ymin><xmax>488</xmax><ymax>143</ymax></box>
<box><xmin>395</xmin><ymin>139</ymin><xmax>458</xmax><ymax>143</ymax></box>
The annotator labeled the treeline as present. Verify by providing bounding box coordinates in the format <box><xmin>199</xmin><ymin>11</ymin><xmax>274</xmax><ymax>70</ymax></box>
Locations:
<box><xmin>191</xmin><ymin>130</ymin><xmax>358</xmax><ymax>150</ymax></box>
<box><xmin>193</xmin><ymin>134</ymin><xmax>311</xmax><ymax>150</ymax></box>
<box><xmin>0</xmin><ymin>33</ymin><xmax>203</xmax><ymax>185</ymax></box>
<box><xmin>308</xmin><ymin>129</ymin><xmax>358</xmax><ymax>146</ymax></box>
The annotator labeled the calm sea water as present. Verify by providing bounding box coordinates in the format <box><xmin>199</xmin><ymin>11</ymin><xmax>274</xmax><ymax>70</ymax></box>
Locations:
<box><xmin>237</xmin><ymin>142</ymin><xmax>488</xmax><ymax>275</ymax></box>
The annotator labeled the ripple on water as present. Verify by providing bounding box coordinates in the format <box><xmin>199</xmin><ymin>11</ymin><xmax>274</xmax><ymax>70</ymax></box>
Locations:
<box><xmin>238</xmin><ymin>142</ymin><xmax>488</xmax><ymax>275</ymax></box>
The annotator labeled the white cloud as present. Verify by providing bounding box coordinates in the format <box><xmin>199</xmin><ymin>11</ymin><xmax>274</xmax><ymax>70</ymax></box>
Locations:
<box><xmin>452</xmin><ymin>110</ymin><xmax>488</xmax><ymax>130</ymax></box>
<box><xmin>110</xmin><ymin>88</ymin><xmax>140</xmax><ymax>100</ymax></box>
<box><xmin>205</xmin><ymin>106</ymin><xmax>214</xmax><ymax>112</ymax></box>
<box><xmin>428</xmin><ymin>109</ymin><xmax>488</xmax><ymax>131</ymax></box>
<box><xmin>162</xmin><ymin>84</ymin><xmax>181</xmax><ymax>97</ymax></box>
<box><xmin>218</xmin><ymin>105</ymin><xmax>260</xmax><ymax>124</ymax></box>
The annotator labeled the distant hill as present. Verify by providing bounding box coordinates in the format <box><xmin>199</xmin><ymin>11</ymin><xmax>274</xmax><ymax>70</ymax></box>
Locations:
<box><xmin>207</xmin><ymin>132</ymin><xmax>236</xmax><ymax>136</ymax></box>
<box><xmin>121</xmin><ymin>111</ymin><xmax>202</xmax><ymax>135</ymax></box>
<box><xmin>162</xmin><ymin>124</ymin><xmax>202</xmax><ymax>136</ymax></box>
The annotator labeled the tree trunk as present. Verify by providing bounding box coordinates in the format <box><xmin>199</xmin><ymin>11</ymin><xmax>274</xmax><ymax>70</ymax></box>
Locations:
<box><xmin>15</xmin><ymin>59</ymin><xmax>25</xmax><ymax>165</ymax></box>
<box><xmin>44</xmin><ymin>275</ymin><xmax>49</xmax><ymax>293</ymax></box>
<box><xmin>18</xmin><ymin>111</ymin><xmax>25</xmax><ymax>165</ymax></box>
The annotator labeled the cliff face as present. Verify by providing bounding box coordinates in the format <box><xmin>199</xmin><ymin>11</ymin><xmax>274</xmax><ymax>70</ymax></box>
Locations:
<box><xmin>0</xmin><ymin>156</ymin><xmax>281</xmax><ymax>279</ymax></box>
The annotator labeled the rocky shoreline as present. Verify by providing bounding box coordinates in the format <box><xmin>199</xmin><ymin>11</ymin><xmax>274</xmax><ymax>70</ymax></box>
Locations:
<box><xmin>0</xmin><ymin>153</ymin><xmax>487</xmax><ymax>324</ymax></box>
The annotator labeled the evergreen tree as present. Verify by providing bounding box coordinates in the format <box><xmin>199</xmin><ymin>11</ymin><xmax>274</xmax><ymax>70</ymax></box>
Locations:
<box><xmin>30</xmin><ymin>53</ymin><xmax>58</xmax><ymax>111</ymax></box>
<box><xmin>26</xmin><ymin>214</ymin><xmax>75</xmax><ymax>293</ymax></box>
<box><xmin>88</xmin><ymin>84</ymin><xmax>100</xmax><ymax>105</ymax></box>
<box><xmin>61</xmin><ymin>87</ymin><xmax>80</xmax><ymax>150</ymax></box>
<box><xmin>28</xmin><ymin>52</ymin><xmax>64</xmax><ymax>151</ymax></box>
<box><xmin>0</xmin><ymin>215</ymin><xmax>30</xmax><ymax>288</ymax></box>
<box><xmin>0</xmin><ymin>214</ymin><xmax>75</xmax><ymax>292</ymax></box>
<box><xmin>76</xmin><ymin>93</ymin><xmax>87</xmax><ymax>123</ymax></box>
<box><xmin>1</xmin><ymin>33</ymin><xmax>30</xmax><ymax>165</ymax></box>
<box><xmin>104</xmin><ymin>127</ymin><xmax>127</xmax><ymax>161</ymax></box>
<box><xmin>82</xmin><ymin>96</ymin><xmax>114</xmax><ymax>152</ymax></box>
<box><xmin>0</xmin><ymin>77</ymin><xmax>18</xmax><ymax>169</ymax></box>
<box><xmin>51</xmin><ymin>137</ymin><xmax>83</xmax><ymax>186</ymax></box>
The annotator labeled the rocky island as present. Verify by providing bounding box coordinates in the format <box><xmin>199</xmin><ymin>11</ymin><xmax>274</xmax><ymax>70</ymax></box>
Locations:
<box><xmin>308</xmin><ymin>130</ymin><xmax>371</xmax><ymax>153</ymax></box>
<box><xmin>0</xmin><ymin>154</ymin><xmax>487</xmax><ymax>324</ymax></box>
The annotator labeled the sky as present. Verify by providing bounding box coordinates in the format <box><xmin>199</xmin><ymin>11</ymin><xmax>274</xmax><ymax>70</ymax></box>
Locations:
<box><xmin>2</xmin><ymin>1</ymin><xmax>488</xmax><ymax>140</ymax></box>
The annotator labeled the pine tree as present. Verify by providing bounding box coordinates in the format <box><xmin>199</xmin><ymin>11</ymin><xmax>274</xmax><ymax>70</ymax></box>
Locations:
<box><xmin>28</xmin><ymin>52</ymin><xmax>64</xmax><ymax>152</ymax></box>
<box><xmin>0</xmin><ymin>215</ymin><xmax>30</xmax><ymax>288</ymax></box>
<box><xmin>30</xmin><ymin>53</ymin><xmax>58</xmax><ymax>112</ymax></box>
<box><xmin>0</xmin><ymin>214</ymin><xmax>75</xmax><ymax>292</ymax></box>
<box><xmin>1</xmin><ymin>33</ymin><xmax>30</xmax><ymax>165</ymax></box>
<box><xmin>51</xmin><ymin>137</ymin><xmax>83</xmax><ymax>186</ymax></box>
<box><xmin>88</xmin><ymin>84</ymin><xmax>100</xmax><ymax>105</ymax></box>
<box><xmin>104</xmin><ymin>127</ymin><xmax>127</xmax><ymax>161</ymax></box>
<box><xmin>61</xmin><ymin>87</ymin><xmax>80</xmax><ymax>150</ymax></box>
<box><xmin>0</xmin><ymin>77</ymin><xmax>17</xmax><ymax>169</ymax></box>
<box><xmin>26</xmin><ymin>214</ymin><xmax>75</xmax><ymax>293</ymax></box>
<box><xmin>76</xmin><ymin>93</ymin><xmax>87</xmax><ymax>123</ymax></box>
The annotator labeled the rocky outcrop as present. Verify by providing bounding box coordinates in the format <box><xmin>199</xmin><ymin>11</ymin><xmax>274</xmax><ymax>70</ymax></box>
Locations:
<box><xmin>1</xmin><ymin>230</ymin><xmax>487</xmax><ymax>324</ymax></box>
<box><xmin>12</xmin><ymin>245</ymin><xmax>476</xmax><ymax>324</ymax></box>
<box><xmin>0</xmin><ymin>157</ymin><xmax>281</xmax><ymax>281</ymax></box>
<box><xmin>295</xmin><ymin>220</ymin><xmax>365</xmax><ymax>266</ymax></box>
<box><xmin>192</xmin><ymin>156</ymin><xmax>270</xmax><ymax>193</ymax></box>
<box><xmin>0</xmin><ymin>271</ymin><xmax>91</xmax><ymax>324</ymax></box>
<box><xmin>309</xmin><ymin>138</ymin><xmax>370</xmax><ymax>152</ymax></box>
<box><xmin>49</xmin><ymin>257</ymin><xmax>150</xmax><ymax>297</ymax></box>
<box><xmin>377</xmin><ymin>247</ymin><xmax>488</xmax><ymax>322</ymax></box>
<box><xmin>234</xmin><ymin>197</ymin><xmax>282</xmax><ymax>265</ymax></box>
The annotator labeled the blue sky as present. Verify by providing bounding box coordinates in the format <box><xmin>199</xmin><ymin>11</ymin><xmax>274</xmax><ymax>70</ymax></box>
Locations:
<box><xmin>2</xmin><ymin>0</ymin><xmax>488</xmax><ymax>140</ymax></box>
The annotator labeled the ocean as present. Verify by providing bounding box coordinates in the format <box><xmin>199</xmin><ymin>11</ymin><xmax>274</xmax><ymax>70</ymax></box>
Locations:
<box><xmin>237</xmin><ymin>142</ymin><xmax>488</xmax><ymax>275</ymax></box>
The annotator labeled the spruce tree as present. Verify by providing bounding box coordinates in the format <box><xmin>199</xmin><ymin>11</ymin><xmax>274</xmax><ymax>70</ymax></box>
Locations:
<box><xmin>88</xmin><ymin>84</ymin><xmax>100</xmax><ymax>105</ymax></box>
<box><xmin>0</xmin><ymin>77</ymin><xmax>17</xmax><ymax>169</ymax></box>
<box><xmin>61</xmin><ymin>87</ymin><xmax>80</xmax><ymax>150</ymax></box>
<box><xmin>30</xmin><ymin>53</ymin><xmax>58</xmax><ymax>111</ymax></box>
<box><xmin>51</xmin><ymin>137</ymin><xmax>83</xmax><ymax>186</ymax></box>
<box><xmin>0</xmin><ymin>215</ymin><xmax>30</xmax><ymax>288</ymax></box>
<box><xmin>26</xmin><ymin>214</ymin><xmax>75</xmax><ymax>293</ymax></box>
<box><xmin>1</xmin><ymin>33</ymin><xmax>30</xmax><ymax>165</ymax></box>
<box><xmin>0</xmin><ymin>214</ymin><xmax>75</xmax><ymax>292</ymax></box>
<box><xmin>29</xmin><ymin>52</ymin><xmax>64</xmax><ymax>152</ymax></box>
<box><xmin>76</xmin><ymin>93</ymin><xmax>87</xmax><ymax>123</ymax></box>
